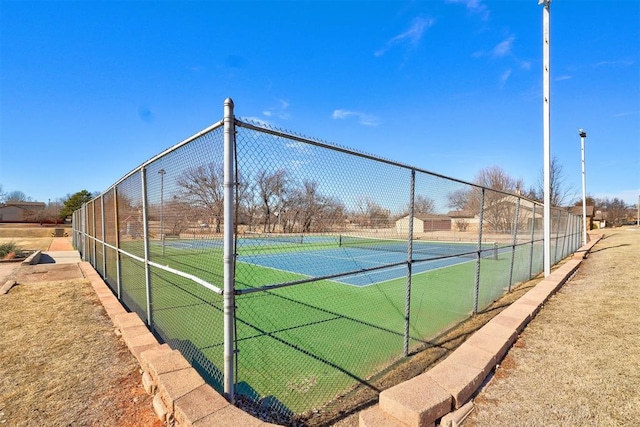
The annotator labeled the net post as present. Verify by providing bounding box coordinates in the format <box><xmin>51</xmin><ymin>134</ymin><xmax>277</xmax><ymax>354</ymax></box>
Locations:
<box><xmin>223</xmin><ymin>98</ymin><xmax>237</xmax><ymax>402</ymax></box>
<box><xmin>473</xmin><ymin>188</ymin><xmax>485</xmax><ymax>315</ymax></box>
<box><xmin>508</xmin><ymin>198</ymin><xmax>520</xmax><ymax>292</ymax></box>
<box><xmin>403</xmin><ymin>169</ymin><xmax>415</xmax><ymax>356</ymax></box>
<box><xmin>141</xmin><ymin>166</ymin><xmax>153</xmax><ymax>327</ymax></box>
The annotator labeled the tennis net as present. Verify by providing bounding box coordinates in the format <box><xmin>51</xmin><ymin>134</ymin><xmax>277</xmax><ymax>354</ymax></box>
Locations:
<box><xmin>338</xmin><ymin>235</ymin><xmax>497</xmax><ymax>259</ymax></box>
<box><xmin>240</xmin><ymin>232</ymin><xmax>305</xmax><ymax>244</ymax></box>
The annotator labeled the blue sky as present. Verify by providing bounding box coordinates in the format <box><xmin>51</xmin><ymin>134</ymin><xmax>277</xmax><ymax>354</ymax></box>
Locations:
<box><xmin>1</xmin><ymin>0</ymin><xmax>638</xmax><ymax>206</ymax></box>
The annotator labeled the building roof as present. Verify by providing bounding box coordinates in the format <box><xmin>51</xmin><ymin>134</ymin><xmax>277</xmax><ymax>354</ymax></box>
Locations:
<box><xmin>446</xmin><ymin>210</ymin><xmax>477</xmax><ymax>218</ymax></box>
<box><xmin>397</xmin><ymin>213</ymin><xmax>452</xmax><ymax>221</ymax></box>
<box><xmin>0</xmin><ymin>201</ymin><xmax>46</xmax><ymax>210</ymax></box>
<box><xmin>568</xmin><ymin>205</ymin><xmax>595</xmax><ymax>217</ymax></box>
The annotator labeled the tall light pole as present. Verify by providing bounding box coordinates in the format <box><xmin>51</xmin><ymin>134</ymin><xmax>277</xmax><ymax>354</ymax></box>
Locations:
<box><xmin>539</xmin><ymin>0</ymin><xmax>552</xmax><ymax>277</ymax></box>
<box><xmin>158</xmin><ymin>168</ymin><xmax>166</xmax><ymax>256</ymax></box>
<box><xmin>579</xmin><ymin>129</ymin><xmax>588</xmax><ymax>245</ymax></box>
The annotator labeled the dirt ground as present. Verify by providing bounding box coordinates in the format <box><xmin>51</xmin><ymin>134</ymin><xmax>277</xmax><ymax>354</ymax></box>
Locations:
<box><xmin>0</xmin><ymin>237</ymin><xmax>160</xmax><ymax>427</ymax></box>
<box><xmin>464</xmin><ymin>227</ymin><xmax>640</xmax><ymax>426</ymax></box>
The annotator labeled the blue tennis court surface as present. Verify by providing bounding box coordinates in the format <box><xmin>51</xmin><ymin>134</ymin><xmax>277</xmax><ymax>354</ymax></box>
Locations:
<box><xmin>238</xmin><ymin>247</ymin><xmax>475</xmax><ymax>287</ymax></box>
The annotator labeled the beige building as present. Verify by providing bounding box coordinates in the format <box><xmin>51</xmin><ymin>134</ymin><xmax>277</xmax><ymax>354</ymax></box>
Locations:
<box><xmin>0</xmin><ymin>201</ymin><xmax>46</xmax><ymax>222</ymax></box>
<box><xmin>395</xmin><ymin>214</ymin><xmax>452</xmax><ymax>234</ymax></box>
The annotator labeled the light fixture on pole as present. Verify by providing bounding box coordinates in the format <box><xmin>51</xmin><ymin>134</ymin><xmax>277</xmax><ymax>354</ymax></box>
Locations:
<box><xmin>158</xmin><ymin>169</ymin><xmax>166</xmax><ymax>256</ymax></box>
<box><xmin>539</xmin><ymin>0</ymin><xmax>552</xmax><ymax>277</ymax></box>
<box><xmin>579</xmin><ymin>129</ymin><xmax>588</xmax><ymax>245</ymax></box>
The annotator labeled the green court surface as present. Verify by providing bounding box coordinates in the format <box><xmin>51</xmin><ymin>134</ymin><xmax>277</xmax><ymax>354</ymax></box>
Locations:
<box><xmin>112</xmin><ymin>239</ymin><xmax>542</xmax><ymax>413</ymax></box>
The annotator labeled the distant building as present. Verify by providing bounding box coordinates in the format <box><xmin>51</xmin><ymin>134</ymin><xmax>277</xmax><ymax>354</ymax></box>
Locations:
<box><xmin>593</xmin><ymin>209</ymin><xmax>607</xmax><ymax>229</ymax></box>
<box><xmin>395</xmin><ymin>214</ymin><xmax>452</xmax><ymax>234</ymax></box>
<box><xmin>447</xmin><ymin>210</ymin><xmax>481</xmax><ymax>232</ymax></box>
<box><xmin>569</xmin><ymin>205</ymin><xmax>595</xmax><ymax>230</ymax></box>
<box><xmin>0</xmin><ymin>201</ymin><xmax>46</xmax><ymax>223</ymax></box>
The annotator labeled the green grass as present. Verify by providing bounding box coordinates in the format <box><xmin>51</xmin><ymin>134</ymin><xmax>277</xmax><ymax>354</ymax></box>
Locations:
<box><xmin>109</xmin><ymin>239</ymin><xmax>547</xmax><ymax>414</ymax></box>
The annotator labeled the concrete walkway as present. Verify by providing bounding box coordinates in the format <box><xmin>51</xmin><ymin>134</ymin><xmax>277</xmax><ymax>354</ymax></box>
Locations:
<box><xmin>41</xmin><ymin>237</ymin><xmax>81</xmax><ymax>264</ymax></box>
<box><xmin>48</xmin><ymin>237</ymin><xmax>74</xmax><ymax>251</ymax></box>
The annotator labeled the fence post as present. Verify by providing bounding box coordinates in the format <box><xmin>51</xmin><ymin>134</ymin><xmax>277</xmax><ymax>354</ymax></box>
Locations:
<box><xmin>81</xmin><ymin>204</ymin><xmax>86</xmax><ymax>260</ymax></box>
<box><xmin>101</xmin><ymin>194</ymin><xmax>107</xmax><ymax>276</ymax></box>
<box><xmin>529</xmin><ymin>203</ymin><xmax>536</xmax><ymax>279</ymax></box>
<box><xmin>92</xmin><ymin>200</ymin><xmax>97</xmax><ymax>266</ymax></box>
<box><xmin>473</xmin><ymin>188</ymin><xmax>485</xmax><ymax>314</ymax></box>
<box><xmin>223</xmin><ymin>98</ymin><xmax>237</xmax><ymax>401</ymax></box>
<box><xmin>403</xmin><ymin>169</ymin><xmax>415</xmax><ymax>356</ymax></box>
<box><xmin>508</xmin><ymin>198</ymin><xmax>520</xmax><ymax>292</ymax></box>
<box><xmin>141</xmin><ymin>167</ymin><xmax>153</xmax><ymax>327</ymax></box>
<box><xmin>114</xmin><ymin>186</ymin><xmax>122</xmax><ymax>299</ymax></box>
<box><xmin>565</xmin><ymin>212</ymin><xmax>572</xmax><ymax>257</ymax></box>
<box><xmin>552</xmin><ymin>208</ymin><xmax>562</xmax><ymax>264</ymax></box>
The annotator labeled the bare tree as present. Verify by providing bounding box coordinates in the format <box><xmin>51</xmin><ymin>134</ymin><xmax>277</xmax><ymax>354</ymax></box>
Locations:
<box><xmin>446</xmin><ymin>166</ymin><xmax>524</xmax><ymax>233</ymax></box>
<box><xmin>475</xmin><ymin>165</ymin><xmax>524</xmax><ymax>194</ymax></box>
<box><xmin>177</xmin><ymin>163</ymin><xmax>224</xmax><ymax>233</ymax></box>
<box><xmin>285</xmin><ymin>180</ymin><xmax>347</xmax><ymax>233</ymax></box>
<box><xmin>447</xmin><ymin>187</ymin><xmax>471</xmax><ymax>211</ymax></box>
<box><xmin>236</xmin><ymin>174</ymin><xmax>260</xmax><ymax>231</ymax></box>
<box><xmin>597</xmin><ymin>197</ymin><xmax>628</xmax><ymax>226</ymax></box>
<box><xmin>530</xmin><ymin>156</ymin><xmax>574</xmax><ymax>206</ymax></box>
<box><xmin>164</xmin><ymin>197</ymin><xmax>197</xmax><ymax>235</ymax></box>
<box><xmin>256</xmin><ymin>169</ymin><xmax>288</xmax><ymax>233</ymax></box>
<box><xmin>5</xmin><ymin>190</ymin><xmax>30</xmax><ymax>202</ymax></box>
<box><xmin>354</xmin><ymin>196</ymin><xmax>390</xmax><ymax>228</ymax></box>
<box><xmin>403</xmin><ymin>194</ymin><xmax>435</xmax><ymax>216</ymax></box>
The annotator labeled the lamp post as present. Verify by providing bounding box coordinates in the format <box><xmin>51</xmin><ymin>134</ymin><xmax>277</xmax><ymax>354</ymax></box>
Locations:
<box><xmin>579</xmin><ymin>129</ymin><xmax>588</xmax><ymax>245</ymax></box>
<box><xmin>539</xmin><ymin>0</ymin><xmax>552</xmax><ymax>277</ymax></box>
<box><xmin>158</xmin><ymin>169</ymin><xmax>166</xmax><ymax>256</ymax></box>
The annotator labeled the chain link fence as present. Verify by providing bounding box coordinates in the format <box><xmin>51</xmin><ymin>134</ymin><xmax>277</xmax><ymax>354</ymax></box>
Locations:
<box><xmin>73</xmin><ymin>99</ymin><xmax>582</xmax><ymax>421</ymax></box>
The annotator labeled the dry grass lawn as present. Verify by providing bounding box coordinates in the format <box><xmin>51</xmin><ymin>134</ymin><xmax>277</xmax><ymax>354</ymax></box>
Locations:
<box><xmin>465</xmin><ymin>227</ymin><xmax>640</xmax><ymax>426</ymax></box>
<box><xmin>0</xmin><ymin>269</ymin><xmax>159</xmax><ymax>426</ymax></box>
<box><xmin>0</xmin><ymin>237</ymin><xmax>53</xmax><ymax>252</ymax></box>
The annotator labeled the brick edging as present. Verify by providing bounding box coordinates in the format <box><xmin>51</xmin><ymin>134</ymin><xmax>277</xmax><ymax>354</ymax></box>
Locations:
<box><xmin>78</xmin><ymin>261</ymin><xmax>279</xmax><ymax>427</ymax></box>
<box><xmin>360</xmin><ymin>236</ymin><xmax>602</xmax><ymax>427</ymax></box>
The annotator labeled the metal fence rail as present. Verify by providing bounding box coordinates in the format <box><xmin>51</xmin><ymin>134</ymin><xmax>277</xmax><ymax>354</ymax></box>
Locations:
<box><xmin>73</xmin><ymin>98</ymin><xmax>582</xmax><ymax>420</ymax></box>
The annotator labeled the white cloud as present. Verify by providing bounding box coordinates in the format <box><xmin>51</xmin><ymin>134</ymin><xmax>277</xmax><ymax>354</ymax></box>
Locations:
<box><xmin>594</xmin><ymin>60</ymin><xmax>634</xmax><ymax>68</ymax></box>
<box><xmin>612</xmin><ymin>111</ymin><xmax>639</xmax><ymax>117</ymax></box>
<box><xmin>473</xmin><ymin>35</ymin><xmax>516</xmax><ymax>59</ymax></box>
<box><xmin>519</xmin><ymin>60</ymin><xmax>531</xmax><ymax>70</ymax></box>
<box><xmin>375</xmin><ymin>16</ymin><xmax>435</xmax><ymax>57</ymax></box>
<box><xmin>262</xmin><ymin>98</ymin><xmax>291</xmax><ymax>120</ymax></box>
<box><xmin>332</xmin><ymin>109</ymin><xmax>380</xmax><ymax>127</ymax></box>
<box><xmin>491</xmin><ymin>35</ymin><xmax>515</xmax><ymax>58</ymax></box>
<box><xmin>499</xmin><ymin>69</ymin><xmax>512</xmax><ymax>88</ymax></box>
<box><xmin>446</xmin><ymin>0</ymin><xmax>490</xmax><ymax>21</ymax></box>
<box><xmin>555</xmin><ymin>75</ymin><xmax>572</xmax><ymax>81</ymax></box>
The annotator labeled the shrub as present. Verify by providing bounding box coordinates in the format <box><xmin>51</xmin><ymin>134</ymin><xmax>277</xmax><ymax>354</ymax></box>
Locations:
<box><xmin>0</xmin><ymin>241</ymin><xmax>19</xmax><ymax>259</ymax></box>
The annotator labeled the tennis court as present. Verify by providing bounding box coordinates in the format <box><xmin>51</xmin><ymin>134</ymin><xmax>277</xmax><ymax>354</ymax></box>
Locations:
<box><xmin>159</xmin><ymin>234</ymin><xmax>497</xmax><ymax>288</ymax></box>
<box><xmin>240</xmin><ymin>249</ymin><xmax>484</xmax><ymax>288</ymax></box>
<box><xmin>74</xmin><ymin>111</ymin><xmax>582</xmax><ymax>419</ymax></box>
